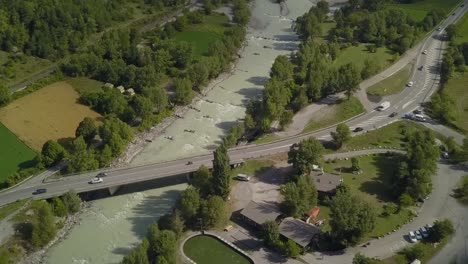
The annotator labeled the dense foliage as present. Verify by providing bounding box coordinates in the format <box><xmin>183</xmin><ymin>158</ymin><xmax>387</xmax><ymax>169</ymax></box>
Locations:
<box><xmin>288</xmin><ymin>138</ymin><xmax>324</xmax><ymax>175</ymax></box>
<box><xmin>280</xmin><ymin>175</ymin><xmax>318</xmax><ymax>217</ymax></box>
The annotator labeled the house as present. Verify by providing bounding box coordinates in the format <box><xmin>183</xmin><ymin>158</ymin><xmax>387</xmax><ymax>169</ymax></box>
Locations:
<box><xmin>306</xmin><ymin>207</ymin><xmax>320</xmax><ymax>224</ymax></box>
<box><xmin>125</xmin><ymin>88</ymin><xmax>135</xmax><ymax>96</ymax></box>
<box><xmin>116</xmin><ymin>85</ymin><xmax>125</xmax><ymax>93</ymax></box>
<box><xmin>240</xmin><ymin>201</ymin><xmax>282</xmax><ymax>228</ymax></box>
<box><xmin>309</xmin><ymin>171</ymin><xmax>342</xmax><ymax>194</ymax></box>
<box><xmin>103</xmin><ymin>83</ymin><xmax>114</xmax><ymax>89</ymax></box>
<box><xmin>279</xmin><ymin>217</ymin><xmax>322</xmax><ymax>249</ymax></box>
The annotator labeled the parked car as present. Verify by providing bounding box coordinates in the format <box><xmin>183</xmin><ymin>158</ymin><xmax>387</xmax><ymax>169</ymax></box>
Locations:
<box><xmin>420</xmin><ymin>227</ymin><xmax>429</xmax><ymax>238</ymax></box>
<box><xmin>408</xmin><ymin>231</ymin><xmax>418</xmax><ymax>243</ymax></box>
<box><xmin>407</xmin><ymin>81</ymin><xmax>414</xmax><ymax>87</ymax></box>
<box><xmin>33</xmin><ymin>188</ymin><xmax>47</xmax><ymax>195</ymax></box>
<box><xmin>97</xmin><ymin>172</ymin><xmax>108</xmax><ymax>177</ymax></box>
<box><xmin>389</xmin><ymin>112</ymin><xmax>398</xmax><ymax>118</ymax></box>
<box><xmin>236</xmin><ymin>174</ymin><xmax>250</xmax><ymax>181</ymax></box>
<box><xmin>418</xmin><ymin>66</ymin><xmax>424</xmax><ymax>71</ymax></box>
<box><xmin>89</xmin><ymin>177</ymin><xmax>103</xmax><ymax>184</ymax></box>
<box><xmin>413</xmin><ymin>109</ymin><xmax>422</xmax><ymax>114</ymax></box>
<box><xmin>413</xmin><ymin>114</ymin><xmax>426</xmax><ymax>122</ymax></box>
<box><xmin>422</xmin><ymin>50</ymin><xmax>428</xmax><ymax>55</ymax></box>
<box><xmin>353</xmin><ymin>127</ymin><xmax>364</xmax><ymax>132</ymax></box>
<box><xmin>415</xmin><ymin>230</ymin><xmax>423</xmax><ymax>240</ymax></box>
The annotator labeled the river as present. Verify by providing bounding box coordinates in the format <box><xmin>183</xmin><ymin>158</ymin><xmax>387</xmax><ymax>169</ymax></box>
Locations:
<box><xmin>44</xmin><ymin>0</ymin><xmax>314</xmax><ymax>263</ymax></box>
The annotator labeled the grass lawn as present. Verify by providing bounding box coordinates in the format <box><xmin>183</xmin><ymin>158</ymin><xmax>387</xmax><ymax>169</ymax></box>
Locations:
<box><xmin>253</xmin><ymin>134</ymin><xmax>280</xmax><ymax>145</ymax></box>
<box><xmin>441</xmin><ymin>71</ymin><xmax>468</xmax><ymax>133</ymax></box>
<box><xmin>454</xmin><ymin>13</ymin><xmax>468</xmax><ymax>44</ymax></box>
<box><xmin>390</xmin><ymin>0</ymin><xmax>462</xmax><ymax>21</ymax></box>
<box><xmin>367</xmin><ymin>61</ymin><xmax>415</xmax><ymax>96</ymax></box>
<box><xmin>65</xmin><ymin>77</ymin><xmax>104</xmax><ymax>95</ymax></box>
<box><xmin>174</xmin><ymin>13</ymin><xmax>229</xmax><ymax>57</ymax></box>
<box><xmin>0</xmin><ymin>81</ymin><xmax>102</xmax><ymax>151</ymax></box>
<box><xmin>231</xmin><ymin>159</ymin><xmax>275</xmax><ymax>178</ymax></box>
<box><xmin>333</xmin><ymin>44</ymin><xmax>395</xmax><ymax>70</ymax></box>
<box><xmin>0</xmin><ymin>200</ymin><xmax>28</xmax><ymax>222</ymax></box>
<box><xmin>382</xmin><ymin>238</ymin><xmax>450</xmax><ymax>264</ymax></box>
<box><xmin>0</xmin><ymin>124</ymin><xmax>37</xmax><ymax>183</ymax></box>
<box><xmin>0</xmin><ymin>51</ymin><xmax>53</xmax><ymax>87</ymax></box>
<box><xmin>322</xmin><ymin>154</ymin><xmax>413</xmax><ymax>241</ymax></box>
<box><xmin>303</xmin><ymin>97</ymin><xmax>365</xmax><ymax>133</ymax></box>
<box><xmin>183</xmin><ymin>235</ymin><xmax>252</xmax><ymax>264</ymax></box>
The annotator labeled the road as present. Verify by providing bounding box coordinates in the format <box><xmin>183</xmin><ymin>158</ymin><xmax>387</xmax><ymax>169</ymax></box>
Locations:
<box><xmin>0</xmin><ymin>2</ymin><xmax>466</xmax><ymax>208</ymax></box>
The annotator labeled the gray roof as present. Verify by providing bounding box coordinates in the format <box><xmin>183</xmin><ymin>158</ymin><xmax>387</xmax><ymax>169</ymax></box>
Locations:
<box><xmin>240</xmin><ymin>201</ymin><xmax>281</xmax><ymax>225</ymax></box>
<box><xmin>309</xmin><ymin>172</ymin><xmax>342</xmax><ymax>193</ymax></box>
<box><xmin>279</xmin><ymin>217</ymin><xmax>321</xmax><ymax>247</ymax></box>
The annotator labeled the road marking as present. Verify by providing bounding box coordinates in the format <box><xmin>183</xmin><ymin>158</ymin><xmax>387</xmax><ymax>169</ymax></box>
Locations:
<box><xmin>402</xmin><ymin>100</ymin><xmax>414</xmax><ymax>109</ymax></box>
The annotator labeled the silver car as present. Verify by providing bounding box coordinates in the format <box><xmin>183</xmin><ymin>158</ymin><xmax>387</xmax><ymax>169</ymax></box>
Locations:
<box><xmin>415</xmin><ymin>230</ymin><xmax>423</xmax><ymax>240</ymax></box>
<box><xmin>420</xmin><ymin>227</ymin><xmax>429</xmax><ymax>238</ymax></box>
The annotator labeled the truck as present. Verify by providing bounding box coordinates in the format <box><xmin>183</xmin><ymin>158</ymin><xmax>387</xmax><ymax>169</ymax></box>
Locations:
<box><xmin>377</xmin><ymin>101</ymin><xmax>391</xmax><ymax>111</ymax></box>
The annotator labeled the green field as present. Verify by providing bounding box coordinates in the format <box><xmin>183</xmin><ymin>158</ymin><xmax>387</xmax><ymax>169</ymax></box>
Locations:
<box><xmin>0</xmin><ymin>200</ymin><xmax>28</xmax><ymax>221</ymax></box>
<box><xmin>367</xmin><ymin>62</ymin><xmax>415</xmax><ymax>96</ymax></box>
<box><xmin>0</xmin><ymin>123</ymin><xmax>37</xmax><ymax>183</ymax></box>
<box><xmin>443</xmin><ymin>72</ymin><xmax>468</xmax><ymax>133</ymax></box>
<box><xmin>303</xmin><ymin>97</ymin><xmax>365</xmax><ymax>133</ymax></box>
<box><xmin>65</xmin><ymin>77</ymin><xmax>104</xmax><ymax>95</ymax></box>
<box><xmin>0</xmin><ymin>51</ymin><xmax>53</xmax><ymax>87</ymax></box>
<box><xmin>334</xmin><ymin>44</ymin><xmax>395</xmax><ymax>70</ymax></box>
<box><xmin>174</xmin><ymin>13</ymin><xmax>229</xmax><ymax>57</ymax></box>
<box><xmin>183</xmin><ymin>235</ymin><xmax>252</xmax><ymax>264</ymax></box>
<box><xmin>322</xmin><ymin>155</ymin><xmax>413</xmax><ymax>240</ymax></box>
<box><xmin>390</xmin><ymin>0</ymin><xmax>461</xmax><ymax>21</ymax></box>
<box><xmin>231</xmin><ymin>159</ymin><xmax>275</xmax><ymax>178</ymax></box>
<box><xmin>455</xmin><ymin>13</ymin><xmax>468</xmax><ymax>44</ymax></box>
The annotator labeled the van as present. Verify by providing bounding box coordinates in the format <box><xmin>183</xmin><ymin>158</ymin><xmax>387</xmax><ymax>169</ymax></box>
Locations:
<box><xmin>377</xmin><ymin>101</ymin><xmax>391</xmax><ymax>111</ymax></box>
<box><xmin>236</xmin><ymin>174</ymin><xmax>250</xmax><ymax>181</ymax></box>
<box><xmin>414</xmin><ymin>114</ymin><xmax>426</xmax><ymax>122</ymax></box>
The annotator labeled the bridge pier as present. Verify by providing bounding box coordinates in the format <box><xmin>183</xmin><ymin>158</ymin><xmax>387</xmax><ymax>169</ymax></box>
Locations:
<box><xmin>108</xmin><ymin>186</ymin><xmax>122</xmax><ymax>196</ymax></box>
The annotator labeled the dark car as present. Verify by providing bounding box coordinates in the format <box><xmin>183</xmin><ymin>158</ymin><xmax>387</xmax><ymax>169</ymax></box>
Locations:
<box><xmin>389</xmin><ymin>112</ymin><xmax>398</xmax><ymax>118</ymax></box>
<box><xmin>33</xmin><ymin>188</ymin><xmax>47</xmax><ymax>195</ymax></box>
<box><xmin>418</xmin><ymin>65</ymin><xmax>424</xmax><ymax>71</ymax></box>
<box><xmin>413</xmin><ymin>109</ymin><xmax>422</xmax><ymax>114</ymax></box>
<box><xmin>186</xmin><ymin>161</ymin><xmax>193</xmax><ymax>165</ymax></box>
<box><xmin>353</xmin><ymin>127</ymin><xmax>364</xmax><ymax>133</ymax></box>
<box><xmin>97</xmin><ymin>172</ymin><xmax>108</xmax><ymax>177</ymax></box>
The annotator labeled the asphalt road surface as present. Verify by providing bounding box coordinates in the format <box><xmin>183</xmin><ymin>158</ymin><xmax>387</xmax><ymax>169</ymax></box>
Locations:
<box><xmin>0</xmin><ymin>2</ymin><xmax>467</xmax><ymax>208</ymax></box>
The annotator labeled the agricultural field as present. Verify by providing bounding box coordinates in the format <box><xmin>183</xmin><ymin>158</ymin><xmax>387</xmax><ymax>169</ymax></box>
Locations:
<box><xmin>390</xmin><ymin>0</ymin><xmax>462</xmax><ymax>21</ymax></box>
<box><xmin>454</xmin><ymin>13</ymin><xmax>468</xmax><ymax>44</ymax></box>
<box><xmin>0</xmin><ymin>81</ymin><xmax>102</xmax><ymax>151</ymax></box>
<box><xmin>0</xmin><ymin>51</ymin><xmax>53</xmax><ymax>87</ymax></box>
<box><xmin>174</xmin><ymin>13</ymin><xmax>230</xmax><ymax>57</ymax></box>
<box><xmin>0</xmin><ymin>124</ymin><xmax>37</xmax><ymax>183</ymax></box>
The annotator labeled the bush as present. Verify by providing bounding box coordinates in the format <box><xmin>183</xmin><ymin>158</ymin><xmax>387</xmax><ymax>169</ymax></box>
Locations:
<box><xmin>401</xmin><ymin>243</ymin><xmax>425</xmax><ymax>262</ymax></box>
<box><xmin>430</xmin><ymin>219</ymin><xmax>454</xmax><ymax>242</ymax></box>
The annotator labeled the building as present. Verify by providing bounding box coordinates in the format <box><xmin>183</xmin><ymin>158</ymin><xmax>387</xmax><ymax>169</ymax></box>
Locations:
<box><xmin>309</xmin><ymin>171</ymin><xmax>342</xmax><ymax>194</ymax></box>
<box><xmin>103</xmin><ymin>83</ymin><xmax>114</xmax><ymax>89</ymax></box>
<box><xmin>279</xmin><ymin>217</ymin><xmax>322</xmax><ymax>249</ymax></box>
<box><xmin>125</xmin><ymin>88</ymin><xmax>135</xmax><ymax>96</ymax></box>
<box><xmin>240</xmin><ymin>201</ymin><xmax>282</xmax><ymax>228</ymax></box>
<box><xmin>116</xmin><ymin>85</ymin><xmax>125</xmax><ymax>93</ymax></box>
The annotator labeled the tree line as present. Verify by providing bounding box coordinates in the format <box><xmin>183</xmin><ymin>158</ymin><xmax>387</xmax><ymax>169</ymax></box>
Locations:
<box><xmin>121</xmin><ymin>142</ymin><xmax>233</xmax><ymax>264</ymax></box>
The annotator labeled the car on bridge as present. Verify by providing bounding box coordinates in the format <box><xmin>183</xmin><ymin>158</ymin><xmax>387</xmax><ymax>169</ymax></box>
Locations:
<box><xmin>32</xmin><ymin>188</ymin><xmax>47</xmax><ymax>195</ymax></box>
<box><xmin>89</xmin><ymin>177</ymin><xmax>103</xmax><ymax>184</ymax></box>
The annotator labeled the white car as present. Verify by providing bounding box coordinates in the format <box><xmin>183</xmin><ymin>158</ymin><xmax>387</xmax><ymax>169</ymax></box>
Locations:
<box><xmin>89</xmin><ymin>177</ymin><xmax>103</xmax><ymax>184</ymax></box>
<box><xmin>415</xmin><ymin>230</ymin><xmax>423</xmax><ymax>240</ymax></box>
<box><xmin>408</xmin><ymin>231</ymin><xmax>418</xmax><ymax>243</ymax></box>
<box><xmin>407</xmin><ymin>81</ymin><xmax>414</xmax><ymax>87</ymax></box>
<box><xmin>422</xmin><ymin>50</ymin><xmax>428</xmax><ymax>55</ymax></box>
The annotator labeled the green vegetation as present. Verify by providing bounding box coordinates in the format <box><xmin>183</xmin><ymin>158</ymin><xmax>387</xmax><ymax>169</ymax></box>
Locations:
<box><xmin>303</xmin><ymin>97</ymin><xmax>365</xmax><ymax>133</ymax></box>
<box><xmin>454</xmin><ymin>175</ymin><xmax>468</xmax><ymax>204</ymax></box>
<box><xmin>367</xmin><ymin>62</ymin><xmax>414</xmax><ymax>96</ymax></box>
<box><xmin>184</xmin><ymin>235</ymin><xmax>252</xmax><ymax>264</ymax></box>
<box><xmin>454</xmin><ymin>14</ymin><xmax>468</xmax><ymax>44</ymax></box>
<box><xmin>333</xmin><ymin>44</ymin><xmax>394</xmax><ymax>70</ymax></box>
<box><xmin>0</xmin><ymin>51</ymin><xmax>53</xmax><ymax>87</ymax></box>
<box><xmin>0</xmin><ymin>199</ymin><xmax>28</xmax><ymax>221</ymax></box>
<box><xmin>390</xmin><ymin>0</ymin><xmax>461</xmax><ymax>21</ymax></box>
<box><xmin>231</xmin><ymin>159</ymin><xmax>275</xmax><ymax>178</ymax></box>
<box><xmin>439</xmin><ymin>70</ymin><xmax>468</xmax><ymax>132</ymax></box>
<box><xmin>65</xmin><ymin>77</ymin><xmax>104</xmax><ymax>95</ymax></box>
<box><xmin>383</xmin><ymin>238</ymin><xmax>451</xmax><ymax>264</ymax></box>
<box><xmin>0</xmin><ymin>123</ymin><xmax>37</xmax><ymax>184</ymax></box>
<box><xmin>323</xmin><ymin>155</ymin><xmax>413</xmax><ymax>241</ymax></box>
<box><xmin>253</xmin><ymin>134</ymin><xmax>280</xmax><ymax>144</ymax></box>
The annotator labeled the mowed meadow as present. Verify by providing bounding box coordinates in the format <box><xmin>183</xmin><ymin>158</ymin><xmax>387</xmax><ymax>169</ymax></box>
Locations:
<box><xmin>0</xmin><ymin>81</ymin><xmax>102</xmax><ymax>151</ymax></box>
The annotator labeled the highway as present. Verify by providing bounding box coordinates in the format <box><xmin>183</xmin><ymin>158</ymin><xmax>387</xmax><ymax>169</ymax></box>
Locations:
<box><xmin>0</xmin><ymin>3</ymin><xmax>467</xmax><ymax>208</ymax></box>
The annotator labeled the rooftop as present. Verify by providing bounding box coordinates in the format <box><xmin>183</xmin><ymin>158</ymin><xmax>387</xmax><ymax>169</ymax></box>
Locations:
<box><xmin>240</xmin><ymin>201</ymin><xmax>281</xmax><ymax>225</ymax></box>
<box><xmin>279</xmin><ymin>217</ymin><xmax>321</xmax><ymax>248</ymax></box>
<box><xmin>309</xmin><ymin>172</ymin><xmax>342</xmax><ymax>193</ymax></box>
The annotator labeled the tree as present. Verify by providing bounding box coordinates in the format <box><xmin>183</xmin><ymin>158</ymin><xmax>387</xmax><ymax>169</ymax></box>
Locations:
<box><xmin>51</xmin><ymin>197</ymin><xmax>67</xmax><ymax>217</ymax></box>
<box><xmin>201</xmin><ymin>195</ymin><xmax>227</xmax><ymax>228</ymax></box>
<box><xmin>339</xmin><ymin>63</ymin><xmax>362</xmax><ymax>99</ymax></box>
<box><xmin>331</xmin><ymin>123</ymin><xmax>351</xmax><ymax>149</ymax></box>
<box><xmin>0</xmin><ymin>84</ymin><xmax>11</xmax><ymax>106</ymax></box>
<box><xmin>188</xmin><ymin>63</ymin><xmax>209</xmax><ymax>90</ymax></box>
<box><xmin>288</xmin><ymin>138</ymin><xmax>324</xmax><ymax>175</ymax></box>
<box><xmin>61</xmin><ymin>191</ymin><xmax>81</xmax><ymax>213</ymax></box>
<box><xmin>454</xmin><ymin>175</ymin><xmax>468</xmax><ymax>204</ymax></box>
<box><xmin>41</xmin><ymin>140</ymin><xmax>66</xmax><ymax>167</ymax></box>
<box><xmin>399</xmin><ymin>193</ymin><xmax>414</xmax><ymax>207</ymax></box>
<box><xmin>211</xmin><ymin>143</ymin><xmax>231</xmax><ymax>200</ymax></box>
<box><xmin>329</xmin><ymin>188</ymin><xmax>377</xmax><ymax>246</ymax></box>
<box><xmin>149</xmin><ymin>230</ymin><xmax>177</xmax><ymax>264</ymax></box>
<box><xmin>191</xmin><ymin>165</ymin><xmax>212</xmax><ymax>196</ymax></box>
<box><xmin>99</xmin><ymin>116</ymin><xmax>134</xmax><ymax>143</ymax></box>
<box><xmin>169</xmin><ymin>210</ymin><xmax>185</xmax><ymax>238</ymax></box>
<box><xmin>76</xmin><ymin>117</ymin><xmax>98</xmax><ymax>143</ymax></box>
<box><xmin>281</xmin><ymin>175</ymin><xmax>318</xmax><ymax>217</ymax></box>
<box><xmin>430</xmin><ymin>219</ymin><xmax>454</xmax><ymax>242</ymax></box>
<box><xmin>284</xmin><ymin>240</ymin><xmax>301</xmax><ymax>258</ymax></box>
<box><xmin>353</xmin><ymin>253</ymin><xmax>380</xmax><ymax>264</ymax></box>
<box><xmin>261</xmin><ymin>220</ymin><xmax>280</xmax><ymax>247</ymax></box>
<box><xmin>280</xmin><ymin>110</ymin><xmax>294</xmax><ymax>129</ymax></box>
<box><xmin>173</xmin><ymin>78</ymin><xmax>193</xmax><ymax>105</ymax></box>
<box><xmin>402</xmin><ymin>243</ymin><xmax>425</xmax><ymax>262</ymax></box>
<box><xmin>270</xmin><ymin>55</ymin><xmax>294</xmax><ymax>81</ymax></box>
<box><xmin>351</xmin><ymin>157</ymin><xmax>360</xmax><ymax>172</ymax></box>
<box><xmin>122</xmin><ymin>239</ymin><xmax>149</xmax><ymax>264</ymax></box>
<box><xmin>178</xmin><ymin>188</ymin><xmax>201</xmax><ymax>222</ymax></box>
<box><xmin>130</xmin><ymin>95</ymin><xmax>153</xmax><ymax>119</ymax></box>
<box><xmin>31</xmin><ymin>202</ymin><xmax>57</xmax><ymax>248</ymax></box>
<box><xmin>430</xmin><ymin>92</ymin><xmax>456</xmax><ymax>124</ymax></box>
